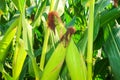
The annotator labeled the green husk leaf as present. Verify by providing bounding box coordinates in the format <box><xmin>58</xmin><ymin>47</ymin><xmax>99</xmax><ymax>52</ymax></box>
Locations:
<box><xmin>41</xmin><ymin>42</ymin><xmax>66</xmax><ymax>80</ymax></box>
<box><xmin>66</xmin><ymin>39</ymin><xmax>87</xmax><ymax>80</ymax></box>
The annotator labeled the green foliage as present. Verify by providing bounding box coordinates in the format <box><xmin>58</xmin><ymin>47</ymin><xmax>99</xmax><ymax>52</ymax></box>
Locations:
<box><xmin>12</xmin><ymin>0</ymin><xmax>26</xmax><ymax>12</ymax></box>
<box><xmin>0</xmin><ymin>0</ymin><xmax>6</xmax><ymax>15</ymax></box>
<box><xmin>66</xmin><ymin>39</ymin><xmax>87</xmax><ymax>80</ymax></box>
<box><xmin>41</xmin><ymin>42</ymin><xmax>66</xmax><ymax>80</ymax></box>
<box><xmin>12</xmin><ymin>39</ymin><xmax>27</xmax><ymax>80</ymax></box>
<box><xmin>0</xmin><ymin>19</ymin><xmax>17</xmax><ymax>63</ymax></box>
<box><xmin>81</xmin><ymin>0</ymin><xmax>89</xmax><ymax>7</ymax></box>
<box><xmin>103</xmin><ymin>24</ymin><xmax>120</xmax><ymax>80</ymax></box>
<box><xmin>0</xmin><ymin>0</ymin><xmax>120</xmax><ymax>80</ymax></box>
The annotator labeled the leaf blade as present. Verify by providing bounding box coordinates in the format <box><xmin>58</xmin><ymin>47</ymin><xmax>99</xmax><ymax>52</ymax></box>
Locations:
<box><xmin>66</xmin><ymin>39</ymin><xmax>87</xmax><ymax>80</ymax></box>
<box><xmin>41</xmin><ymin>42</ymin><xmax>66</xmax><ymax>80</ymax></box>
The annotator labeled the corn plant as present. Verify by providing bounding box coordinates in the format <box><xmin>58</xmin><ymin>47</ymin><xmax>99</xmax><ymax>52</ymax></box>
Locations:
<box><xmin>0</xmin><ymin>0</ymin><xmax>120</xmax><ymax>80</ymax></box>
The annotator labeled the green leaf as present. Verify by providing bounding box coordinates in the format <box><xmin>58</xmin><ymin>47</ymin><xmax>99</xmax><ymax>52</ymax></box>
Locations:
<box><xmin>23</xmin><ymin>19</ymin><xmax>33</xmax><ymax>54</ymax></box>
<box><xmin>100</xmin><ymin>6</ymin><xmax>120</xmax><ymax>27</ymax></box>
<box><xmin>77</xmin><ymin>30</ymin><xmax>88</xmax><ymax>55</ymax></box>
<box><xmin>95</xmin><ymin>0</ymin><xmax>110</xmax><ymax>14</ymax></box>
<box><xmin>12</xmin><ymin>0</ymin><xmax>26</xmax><ymax>12</ymax></box>
<box><xmin>41</xmin><ymin>42</ymin><xmax>66</xmax><ymax>80</ymax></box>
<box><xmin>60</xmin><ymin>65</ymin><xmax>70</xmax><ymax>80</ymax></box>
<box><xmin>0</xmin><ymin>62</ymin><xmax>13</xmax><ymax>80</ymax></box>
<box><xmin>23</xmin><ymin>19</ymin><xmax>41</xmax><ymax>79</ymax></box>
<box><xmin>77</xmin><ymin>2</ymin><xmax>120</xmax><ymax>54</ymax></box>
<box><xmin>103</xmin><ymin>24</ymin><xmax>120</xmax><ymax>80</ymax></box>
<box><xmin>12</xmin><ymin>39</ymin><xmax>27</xmax><ymax>80</ymax></box>
<box><xmin>94</xmin><ymin>0</ymin><xmax>110</xmax><ymax>40</ymax></box>
<box><xmin>81</xmin><ymin>0</ymin><xmax>89</xmax><ymax>7</ymax></box>
<box><xmin>66</xmin><ymin>39</ymin><xmax>87</xmax><ymax>80</ymax></box>
<box><xmin>28</xmin><ymin>58</ymin><xmax>35</xmax><ymax>77</ymax></box>
<box><xmin>2</xmin><ymin>69</ymin><xmax>13</xmax><ymax>80</ymax></box>
<box><xmin>0</xmin><ymin>19</ymin><xmax>18</xmax><ymax>63</ymax></box>
<box><xmin>32</xmin><ymin>0</ymin><xmax>47</xmax><ymax>28</ymax></box>
<box><xmin>66</xmin><ymin>17</ymin><xmax>76</xmax><ymax>27</ymax></box>
<box><xmin>0</xmin><ymin>62</ymin><xmax>3</xmax><ymax>72</ymax></box>
<box><xmin>0</xmin><ymin>0</ymin><xmax>6</xmax><ymax>15</ymax></box>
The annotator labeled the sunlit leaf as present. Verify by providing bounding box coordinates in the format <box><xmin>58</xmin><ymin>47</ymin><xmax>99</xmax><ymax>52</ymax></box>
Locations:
<box><xmin>41</xmin><ymin>42</ymin><xmax>66</xmax><ymax>80</ymax></box>
<box><xmin>0</xmin><ymin>19</ymin><xmax>18</xmax><ymax>63</ymax></box>
<box><xmin>66</xmin><ymin>39</ymin><xmax>87</xmax><ymax>80</ymax></box>
<box><xmin>12</xmin><ymin>0</ymin><xmax>26</xmax><ymax>12</ymax></box>
<box><xmin>13</xmin><ymin>39</ymin><xmax>27</xmax><ymax>80</ymax></box>
<box><xmin>23</xmin><ymin>19</ymin><xmax>41</xmax><ymax>79</ymax></box>
<box><xmin>23</xmin><ymin>19</ymin><xmax>33</xmax><ymax>53</ymax></box>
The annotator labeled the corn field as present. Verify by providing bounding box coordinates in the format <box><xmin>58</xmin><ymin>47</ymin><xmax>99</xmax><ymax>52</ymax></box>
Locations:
<box><xmin>0</xmin><ymin>0</ymin><xmax>120</xmax><ymax>80</ymax></box>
